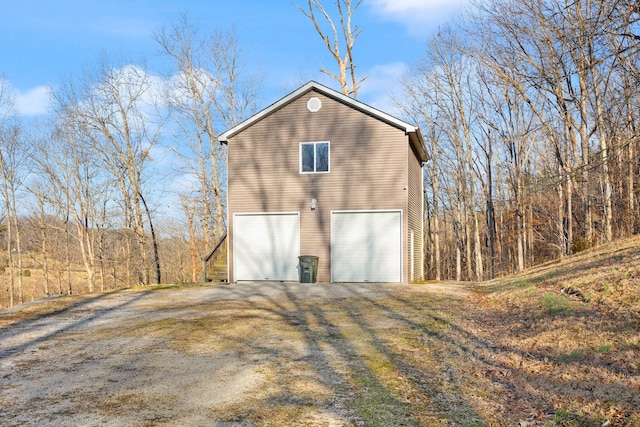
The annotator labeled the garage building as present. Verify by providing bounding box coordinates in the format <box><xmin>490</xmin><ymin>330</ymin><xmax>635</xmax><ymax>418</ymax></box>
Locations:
<box><xmin>219</xmin><ymin>81</ymin><xmax>428</xmax><ymax>284</ymax></box>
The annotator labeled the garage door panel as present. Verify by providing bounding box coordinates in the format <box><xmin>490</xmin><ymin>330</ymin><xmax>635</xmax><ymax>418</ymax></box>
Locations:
<box><xmin>234</xmin><ymin>213</ymin><xmax>300</xmax><ymax>281</ymax></box>
<box><xmin>332</xmin><ymin>211</ymin><xmax>401</xmax><ymax>283</ymax></box>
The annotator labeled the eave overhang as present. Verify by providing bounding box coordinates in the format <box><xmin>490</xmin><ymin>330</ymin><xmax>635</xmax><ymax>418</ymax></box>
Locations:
<box><xmin>218</xmin><ymin>81</ymin><xmax>429</xmax><ymax>163</ymax></box>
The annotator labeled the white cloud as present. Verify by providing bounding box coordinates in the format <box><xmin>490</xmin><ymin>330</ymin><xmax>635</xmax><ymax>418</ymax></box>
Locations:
<box><xmin>15</xmin><ymin>85</ymin><xmax>51</xmax><ymax>116</ymax></box>
<box><xmin>169</xmin><ymin>171</ymin><xmax>201</xmax><ymax>194</ymax></box>
<box><xmin>147</xmin><ymin>143</ymin><xmax>178</xmax><ymax>171</ymax></box>
<box><xmin>370</xmin><ymin>0</ymin><xmax>453</xmax><ymax>14</ymax></box>
<box><xmin>368</xmin><ymin>0</ymin><xmax>471</xmax><ymax>35</ymax></box>
<box><xmin>359</xmin><ymin>62</ymin><xmax>409</xmax><ymax>118</ymax></box>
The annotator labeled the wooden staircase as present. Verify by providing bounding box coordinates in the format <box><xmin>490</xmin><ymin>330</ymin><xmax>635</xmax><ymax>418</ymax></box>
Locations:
<box><xmin>208</xmin><ymin>247</ymin><xmax>227</xmax><ymax>282</ymax></box>
<box><xmin>202</xmin><ymin>234</ymin><xmax>228</xmax><ymax>283</ymax></box>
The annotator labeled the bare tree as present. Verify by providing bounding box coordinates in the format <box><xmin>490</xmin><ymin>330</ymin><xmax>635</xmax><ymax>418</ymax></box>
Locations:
<box><xmin>475</xmin><ymin>69</ymin><xmax>537</xmax><ymax>272</ymax></box>
<box><xmin>0</xmin><ymin>125</ymin><xmax>25</xmax><ymax>306</ymax></box>
<box><xmin>474</xmin><ymin>0</ymin><xmax>640</xmax><ymax>248</ymax></box>
<box><xmin>402</xmin><ymin>28</ymin><xmax>487</xmax><ymax>281</ymax></box>
<box><xmin>52</xmin><ymin>59</ymin><xmax>165</xmax><ymax>286</ymax></box>
<box><xmin>433</xmin><ymin>29</ymin><xmax>484</xmax><ymax>281</ymax></box>
<box><xmin>0</xmin><ymin>79</ymin><xmax>28</xmax><ymax>306</ymax></box>
<box><xmin>30</xmin><ymin>186</ymin><xmax>51</xmax><ymax>297</ymax></box>
<box><xmin>156</xmin><ymin>16</ymin><xmax>259</xmax><ymax>281</ymax></box>
<box><xmin>297</xmin><ymin>0</ymin><xmax>366</xmax><ymax>97</ymax></box>
<box><xmin>31</xmin><ymin>119</ymin><xmax>114</xmax><ymax>293</ymax></box>
<box><xmin>401</xmin><ymin>67</ymin><xmax>444</xmax><ymax>280</ymax></box>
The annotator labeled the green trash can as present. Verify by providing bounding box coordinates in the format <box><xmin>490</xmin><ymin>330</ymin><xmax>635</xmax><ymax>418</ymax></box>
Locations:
<box><xmin>298</xmin><ymin>255</ymin><xmax>319</xmax><ymax>283</ymax></box>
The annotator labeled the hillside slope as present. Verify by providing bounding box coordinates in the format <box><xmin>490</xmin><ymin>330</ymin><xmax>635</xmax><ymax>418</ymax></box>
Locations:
<box><xmin>466</xmin><ymin>235</ymin><xmax>640</xmax><ymax>425</ymax></box>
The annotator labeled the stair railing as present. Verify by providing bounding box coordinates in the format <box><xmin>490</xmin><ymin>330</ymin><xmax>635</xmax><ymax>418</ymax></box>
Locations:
<box><xmin>201</xmin><ymin>232</ymin><xmax>227</xmax><ymax>283</ymax></box>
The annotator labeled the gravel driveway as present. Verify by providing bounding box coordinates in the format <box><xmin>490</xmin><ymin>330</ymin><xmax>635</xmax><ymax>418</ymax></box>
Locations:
<box><xmin>1</xmin><ymin>282</ymin><xmax>428</xmax><ymax>426</ymax></box>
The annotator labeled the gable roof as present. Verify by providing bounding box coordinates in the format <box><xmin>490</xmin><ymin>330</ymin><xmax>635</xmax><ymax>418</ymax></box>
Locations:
<box><xmin>217</xmin><ymin>81</ymin><xmax>429</xmax><ymax>162</ymax></box>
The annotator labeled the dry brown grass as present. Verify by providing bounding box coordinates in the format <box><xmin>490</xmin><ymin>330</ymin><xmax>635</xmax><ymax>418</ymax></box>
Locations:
<box><xmin>1</xmin><ymin>237</ymin><xmax>639</xmax><ymax>426</ymax></box>
<box><xmin>461</xmin><ymin>235</ymin><xmax>640</xmax><ymax>425</ymax></box>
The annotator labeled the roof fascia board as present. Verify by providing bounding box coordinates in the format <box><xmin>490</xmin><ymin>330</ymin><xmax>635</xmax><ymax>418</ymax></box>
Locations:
<box><xmin>410</xmin><ymin>128</ymin><xmax>430</xmax><ymax>163</ymax></box>
<box><xmin>311</xmin><ymin>83</ymin><xmax>417</xmax><ymax>133</ymax></box>
<box><xmin>218</xmin><ymin>81</ymin><xmax>418</xmax><ymax>142</ymax></box>
<box><xmin>218</xmin><ymin>81</ymin><xmax>317</xmax><ymax>143</ymax></box>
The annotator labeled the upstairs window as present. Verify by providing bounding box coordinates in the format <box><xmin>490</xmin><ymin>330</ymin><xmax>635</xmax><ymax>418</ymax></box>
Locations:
<box><xmin>300</xmin><ymin>141</ymin><xmax>330</xmax><ymax>173</ymax></box>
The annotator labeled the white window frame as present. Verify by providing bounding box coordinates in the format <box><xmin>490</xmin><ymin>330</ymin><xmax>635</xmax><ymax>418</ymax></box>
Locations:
<box><xmin>299</xmin><ymin>141</ymin><xmax>330</xmax><ymax>174</ymax></box>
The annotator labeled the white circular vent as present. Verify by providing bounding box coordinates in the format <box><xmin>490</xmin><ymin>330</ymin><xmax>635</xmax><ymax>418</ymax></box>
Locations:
<box><xmin>307</xmin><ymin>97</ymin><xmax>322</xmax><ymax>112</ymax></box>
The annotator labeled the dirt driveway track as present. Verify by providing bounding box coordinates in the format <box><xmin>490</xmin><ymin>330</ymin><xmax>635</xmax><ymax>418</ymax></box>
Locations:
<box><xmin>2</xmin><ymin>282</ymin><xmax>471</xmax><ymax>426</ymax></box>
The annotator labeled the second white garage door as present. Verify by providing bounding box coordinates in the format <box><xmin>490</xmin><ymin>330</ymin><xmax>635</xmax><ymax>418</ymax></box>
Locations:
<box><xmin>331</xmin><ymin>210</ymin><xmax>402</xmax><ymax>283</ymax></box>
<box><xmin>233</xmin><ymin>213</ymin><xmax>300</xmax><ymax>281</ymax></box>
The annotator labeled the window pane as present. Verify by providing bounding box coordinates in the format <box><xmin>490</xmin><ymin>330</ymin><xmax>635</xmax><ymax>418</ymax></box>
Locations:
<box><xmin>301</xmin><ymin>144</ymin><xmax>315</xmax><ymax>172</ymax></box>
<box><xmin>316</xmin><ymin>143</ymin><xmax>329</xmax><ymax>172</ymax></box>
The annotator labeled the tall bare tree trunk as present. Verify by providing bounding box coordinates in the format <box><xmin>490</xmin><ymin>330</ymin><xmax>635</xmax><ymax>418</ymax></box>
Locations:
<box><xmin>99</xmin><ymin>233</ymin><xmax>106</xmax><ymax>293</ymax></box>
<box><xmin>462</xmin><ymin>121</ymin><xmax>483</xmax><ymax>281</ymax></box>
<box><xmin>433</xmin><ymin>210</ymin><xmax>441</xmax><ymax>281</ymax></box>
<box><xmin>454</xmin><ymin>204</ymin><xmax>463</xmax><ymax>282</ymax></box>
<box><xmin>629</xmin><ymin>142</ymin><xmax>636</xmax><ymax>234</ymax></box>
<box><xmin>566</xmin><ymin>176</ymin><xmax>574</xmax><ymax>254</ymax></box>
<box><xmin>557</xmin><ymin>179</ymin><xmax>565</xmax><ymax>261</ymax></box>
<box><xmin>5</xmin><ymin>203</ymin><xmax>14</xmax><ymax>307</ymax></box>
<box><xmin>182</xmin><ymin>197</ymin><xmax>198</xmax><ymax>283</ymax></box>
<box><xmin>517</xmin><ymin>207</ymin><xmax>525</xmax><ymax>272</ymax></box>
<box><xmin>431</xmin><ymin>172</ymin><xmax>441</xmax><ymax>281</ymax></box>
<box><xmin>425</xmin><ymin>124</ymin><xmax>441</xmax><ymax>281</ymax></box>
<box><xmin>12</xmin><ymin>190</ymin><xmax>23</xmax><ymax>305</ymax></box>
<box><xmin>139</xmin><ymin>191</ymin><xmax>161</xmax><ymax>284</ymax></box>
<box><xmin>297</xmin><ymin>0</ymin><xmax>366</xmax><ymax>97</ymax></box>
<box><xmin>65</xmin><ymin>216</ymin><xmax>72</xmax><ymax>295</ymax></box>
<box><xmin>38</xmin><ymin>193</ymin><xmax>50</xmax><ymax>296</ymax></box>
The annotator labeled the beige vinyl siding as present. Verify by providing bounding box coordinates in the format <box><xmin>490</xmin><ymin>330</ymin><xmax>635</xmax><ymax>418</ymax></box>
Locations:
<box><xmin>228</xmin><ymin>89</ymin><xmax>408</xmax><ymax>282</ymax></box>
<box><xmin>407</xmin><ymin>143</ymin><xmax>424</xmax><ymax>282</ymax></box>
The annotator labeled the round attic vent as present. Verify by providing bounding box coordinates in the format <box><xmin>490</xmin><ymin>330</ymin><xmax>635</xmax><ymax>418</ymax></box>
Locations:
<box><xmin>307</xmin><ymin>97</ymin><xmax>322</xmax><ymax>112</ymax></box>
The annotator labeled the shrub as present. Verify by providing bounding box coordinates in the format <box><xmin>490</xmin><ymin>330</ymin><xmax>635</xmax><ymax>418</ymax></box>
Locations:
<box><xmin>572</xmin><ymin>237</ymin><xmax>592</xmax><ymax>253</ymax></box>
<box><xmin>540</xmin><ymin>293</ymin><xmax>571</xmax><ymax>314</ymax></box>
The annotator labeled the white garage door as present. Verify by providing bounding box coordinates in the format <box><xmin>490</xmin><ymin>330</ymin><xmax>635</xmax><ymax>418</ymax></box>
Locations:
<box><xmin>233</xmin><ymin>213</ymin><xmax>300</xmax><ymax>281</ymax></box>
<box><xmin>331</xmin><ymin>211</ymin><xmax>402</xmax><ymax>283</ymax></box>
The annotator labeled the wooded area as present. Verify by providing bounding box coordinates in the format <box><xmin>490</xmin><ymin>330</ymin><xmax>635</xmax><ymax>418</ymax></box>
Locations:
<box><xmin>1</xmin><ymin>0</ymin><xmax>639</xmax><ymax>308</ymax></box>
<box><xmin>404</xmin><ymin>0</ymin><xmax>640</xmax><ymax>281</ymax></box>
<box><xmin>0</xmin><ymin>17</ymin><xmax>259</xmax><ymax>308</ymax></box>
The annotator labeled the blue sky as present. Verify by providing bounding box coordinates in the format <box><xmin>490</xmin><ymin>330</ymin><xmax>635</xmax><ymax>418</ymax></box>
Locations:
<box><xmin>1</xmin><ymin>0</ymin><xmax>470</xmax><ymax>118</ymax></box>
